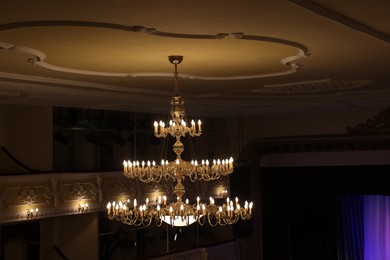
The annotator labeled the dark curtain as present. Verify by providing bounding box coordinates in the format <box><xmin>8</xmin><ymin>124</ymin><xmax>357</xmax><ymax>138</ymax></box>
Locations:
<box><xmin>260</xmin><ymin>165</ymin><xmax>390</xmax><ymax>260</ymax></box>
<box><xmin>363</xmin><ymin>195</ymin><xmax>390</xmax><ymax>260</ymax></box>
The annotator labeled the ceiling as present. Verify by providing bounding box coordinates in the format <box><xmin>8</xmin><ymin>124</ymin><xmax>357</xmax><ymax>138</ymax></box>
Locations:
<box><xmin>0</xmin><ymin>0</ymin><xmax>389</xmax><ymax>117</ymax></box>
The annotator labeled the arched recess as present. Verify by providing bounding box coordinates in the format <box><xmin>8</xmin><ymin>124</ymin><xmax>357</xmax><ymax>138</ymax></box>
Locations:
<box><xmin>235</xmin><ymin>133</ymin><xmax>390</xmax><ymax>260</ymax></box>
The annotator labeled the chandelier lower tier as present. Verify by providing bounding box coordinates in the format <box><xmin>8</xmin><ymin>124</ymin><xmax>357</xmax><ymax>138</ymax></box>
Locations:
<box><xmin>107</xmin><ymin>181</ymin><xmax>253</xmax><ymax>227</ymax></box>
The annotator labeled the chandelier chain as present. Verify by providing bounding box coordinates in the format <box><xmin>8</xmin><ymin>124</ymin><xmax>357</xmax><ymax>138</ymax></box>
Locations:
<box><xmin>174</xmin><ymin>63</ymin><xmax>179</xmax><ymax>96</ymax></box>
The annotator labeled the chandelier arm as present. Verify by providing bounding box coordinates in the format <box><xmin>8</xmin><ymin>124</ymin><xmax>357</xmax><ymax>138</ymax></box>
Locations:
<box><xmin>197</xmin><ymin>215</ymin><xmax>206</xmax><ymax>226</ymax></box>
<box><xmin>142</xmin><ymin>216</ymin><xmax>153</xmax><ymax>227</ymax></box>
<box><xmin>207</xmin><ymin>214</ymin><xmax>219</xmax><ymax>227</ymax></box>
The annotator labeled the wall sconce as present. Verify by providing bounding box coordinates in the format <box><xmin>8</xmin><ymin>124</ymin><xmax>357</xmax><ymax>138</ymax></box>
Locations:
<box><xmin>219</xmin><ymin>189</ymin><xmax>228</xmax><ymax>198</ymax></box>
<box><xmin>27</xmin><ymin>208</ymin><xmax>38</xmax><ymax>219</ymax></box>
<box><xmin>78</xmin><ymin>203</ymin><xmax>89</xmax><ymax>213</ymax></box>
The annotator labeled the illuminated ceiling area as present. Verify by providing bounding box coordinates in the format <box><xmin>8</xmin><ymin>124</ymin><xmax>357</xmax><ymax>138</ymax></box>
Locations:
<box><xmin>0</xmin><ymin>0</ymin><xmax>389</xmax><ymax>116</ymax></box>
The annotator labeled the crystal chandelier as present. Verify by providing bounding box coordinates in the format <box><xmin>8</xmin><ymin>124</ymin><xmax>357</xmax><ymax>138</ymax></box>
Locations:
<box><xmin>107</xmin><ymin>56</ymin><xmax>253</xmax><ymax>227</ymax></box>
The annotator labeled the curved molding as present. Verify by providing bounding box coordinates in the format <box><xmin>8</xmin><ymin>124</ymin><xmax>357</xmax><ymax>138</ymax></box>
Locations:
<box><xmin>238</xmin><ymin>134</ymin><xmax>390</xmax><ymax>165</ymax></box>
<box><xmin>0</xmin><ymin>21</ymin><xmax>309</xmax><ymax>80</ymax></box>
<box><xmin>289</xmin><ymin>0</ymin><xmax>390</xmax><ymax>44</ymax></box>
<box><xmin>252</xmin><ymin>79</ymin><xmax>374</xmax><ymax>94</ymax></box>
<box><xmin>347</xmin><ymin>107</ymin><xmax>390</xmax><ymax>135</ymax></box>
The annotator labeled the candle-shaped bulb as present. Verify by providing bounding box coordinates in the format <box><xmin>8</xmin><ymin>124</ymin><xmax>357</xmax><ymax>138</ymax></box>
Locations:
<box><xmin>123</xmin><ymin>160</ymin><xmax>127</xmax><ymax>167</ymax></box>
<box><xmin>147</xmin><ymin>161</ymin><xmax>151</xmax><ymax>167</ymax></box>
<box><xmin>157</xmin><ymin>205</ymin><xmax>160</xmax><ymax>211</ymax></box>
<box><xmin>180</xmin><ymin>204</ymin><xmax>184</xmax><ymax>211</ymax></box>
<box><xmin>169</xmin><ymin>120</ymin><xmax>173</xmax><ymax>126</ymax></box>
<box><xmin>213</xmin><ymin>159</ymin><xmax>216</xmax><ymax>165</ymax></box>
<box><xmin>176</xmin><ymin>159</ymin><xmax>179</xmax><ymax>165</ymax></box>
<box><xmin>134</xmin><ymin>199</ymin><xmax>137</xmax><ymax>207</ymax></box>
<box><xmin>186</xmin><ymin>199</ymin><xmax>189</xmax><ymax>204</ymax></box>
<box><xmin>146</xmin><ymin>198</ymin><xmax>149</xmax><ymax>205</ymax></box>
<box><xmin>219</xmin><ymin>206</ymin><xmax>222</xmax><ymax>213</ymax></box>
<box><xmin>152</xmin><ymin>161</ymin><xmax>156</xmax><ymax>166</ymax></box>
<box><xmin>142</xmin><ymin>161</ymin><xmax>145</xmax><ymax>167</ymax></box>
<box><xmin>191</xmin><ymin>120</ymin><xmax>195</xmax><ymax>126</ymax></box>
<box><xmin>161</xmin><ymin>159</ymin><xmax>165</xmax><ymax>165</ymax></box>
<box><xmin>202</xmin><ymin>160</ymin><xmax>205</xmax><ymax>165</ymax></box>
<box><xmin>107</xmin><ymin>202</ymin><xmax>111</xmax><ymax>209</ymax></box>
<box><xmin>169</xmin><ymin>206</ymin><xmax>173</xmax><ymax>213</ymax></box>
<box><xmin>206</xmin><ymin>160</ymin><xmax>209</xmax><ymax>166</ymax></box>
<box><xmin>128</xmin><ymin>161</ymin><xmax>132</xmax><ymax>167</ymax></box>
<box><xmin>154</xmin><ymin>121</ymin><xmax>158</xmax><ymax>132</ymax></box>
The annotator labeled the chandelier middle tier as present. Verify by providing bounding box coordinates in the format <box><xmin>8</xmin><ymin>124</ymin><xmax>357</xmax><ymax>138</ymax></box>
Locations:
<box><xmin>122</xmin><ymin>55</ymin><xmax>234</xmax><ymax>183</ymax></box>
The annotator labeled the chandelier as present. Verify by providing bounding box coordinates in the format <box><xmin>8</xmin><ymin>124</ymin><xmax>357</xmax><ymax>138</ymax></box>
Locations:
<box><xmin>107</xmin><ymin>56</ymin><xmax>253</xmax><ymax>227</ymax></box>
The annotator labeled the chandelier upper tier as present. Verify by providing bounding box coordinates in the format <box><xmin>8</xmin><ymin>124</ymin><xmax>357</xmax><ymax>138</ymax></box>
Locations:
<box><xmin>108</xmin><ymin>56</ymin><xmax>253</xmax><ymax>227</ymax></box>
<box><xmin>122</xmin><ymin>56</ymin><xmax>233</xmax><ymax>183</ymax></box>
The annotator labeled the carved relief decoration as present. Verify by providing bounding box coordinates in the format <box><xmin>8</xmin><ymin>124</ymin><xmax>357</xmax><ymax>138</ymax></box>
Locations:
<box><xmin>253</xmin><ymin>79</ymin><xmax>374</xmax><ymax>94</ymax></box>
<box><xmin>347</xmin><ymin>107</ymin><xmax>390</xmax><ymax>135</ymax></box>
<box><xmin>71</xmin><ymin>182</ymin><xmax>86</xmax><ymax>200</ymax></box>
<box><xmin>112</xmin><ymin>182</ymin><xmax>136</xmax><ymax>198</ymax></box>
<box><xmin>2</xmin><ymin>188</ymin><xmax>12</xmax><ymax>207</ymax></box>
<box><xmin>89</xmin><ymin>184</ymin><xmax>99</xmax><ymax>201</ymax></box>
<box><xmin>43</xmin><ymin>185</ymin><xmax>54</xmax><ymax>205</ymax></box>
<box><xmin>19</xmin><ymin>185</ymin><xmax>37</xmax><ymax>205</ymax></box>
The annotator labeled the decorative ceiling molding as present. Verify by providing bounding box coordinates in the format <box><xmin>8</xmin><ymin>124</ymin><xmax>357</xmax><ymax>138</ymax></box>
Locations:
<box><xmin>347</xmin><ymin>107</ymin><xmax>390</xmax><ymax>135</ymax></box>
<box><xmin>0</xmin><ymin>21</ymin><xmax>309</xmax><ymax>80</ymax></box>
<box><xmin>0</xmin><ymin>71</ymin><xmax>170</xmax><ymax>97</ymax></box>
<box><xmin>238</xmin><ymin>134</ymin><xmax>390</xmax><ymax>166</ymax></box>
<box><xmin>252</xmin><ymin>79</ymin><xmax>374</xmax><ymax>94</ymax></box>
<box><xmin>289</xmin><ymin>0</ymin><xmax>390</xmax><ymax>43</ymax></box>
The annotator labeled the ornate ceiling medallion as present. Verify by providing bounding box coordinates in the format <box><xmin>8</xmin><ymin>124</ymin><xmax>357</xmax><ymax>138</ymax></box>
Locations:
<box><xmin>0</xmin><ymin>21</ymin><xmax>309</xmax><ymax>80</ymax></box>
